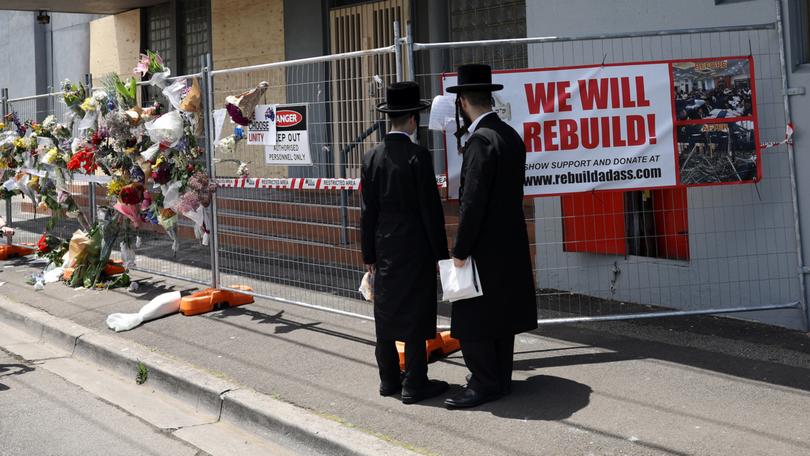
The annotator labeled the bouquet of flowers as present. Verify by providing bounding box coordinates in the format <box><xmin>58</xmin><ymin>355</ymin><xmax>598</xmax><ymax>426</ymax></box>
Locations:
<box><xmin>37</xmin><ymin>233</ymin><xmax>69</xmax><ymax>266</ymax></box>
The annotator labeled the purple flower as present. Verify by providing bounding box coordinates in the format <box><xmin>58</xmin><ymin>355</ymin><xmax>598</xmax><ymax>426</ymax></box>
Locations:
<box><xmin>130</xmin><ymin>165</ymin><xmax>145</xmax><ymax>183</ymax></box>
<box><xmin>226</xmin><ymin>103</ymin><xmax>251</xmax><ymax>126</ymax></box>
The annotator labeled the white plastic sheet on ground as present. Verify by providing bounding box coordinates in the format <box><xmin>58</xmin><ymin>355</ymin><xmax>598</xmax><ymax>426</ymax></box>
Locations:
<box><xmin>106</xmin><ymin>291</ymin><xmax>181</xmax><ymax>332</ymax></box>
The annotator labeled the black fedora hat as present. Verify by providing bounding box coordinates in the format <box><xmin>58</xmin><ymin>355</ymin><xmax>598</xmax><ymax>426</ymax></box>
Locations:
<box><xmin>376</xmin><ymin>81</ymin><xmax>431</xmax><ymax>114</ymax></box>
<box><xmin>446</xmin><ymin>64</ymin><xmax>503</xmax><ymax>93</ymax></box>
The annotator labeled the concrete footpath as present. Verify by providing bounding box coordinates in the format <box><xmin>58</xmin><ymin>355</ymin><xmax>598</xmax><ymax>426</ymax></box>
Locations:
<box><xmin>1</xmin><ymin>258</ymin><xmax>810</xmax><ymax>456</ymax></box>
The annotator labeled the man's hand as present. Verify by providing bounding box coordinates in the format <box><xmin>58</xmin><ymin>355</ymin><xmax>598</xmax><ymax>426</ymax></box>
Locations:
<box><xmin>365</xmin><ymin>264</ymin><xmax>376</xmax><ymax>274</ymax></box>
<box><xmin>453</xmin><ymin>257</ymin><xmax>466</xmax><ymax>268</ymax></box>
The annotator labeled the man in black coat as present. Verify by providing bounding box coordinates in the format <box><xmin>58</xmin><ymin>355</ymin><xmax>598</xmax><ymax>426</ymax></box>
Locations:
<box><xmin>361</xmin><ymin>81</ymin><xmax>450</xmax><ymax>404</ymax></box>
<box><xmin>444</xmin><ymin>65</ymin><xmax>538</xmax><ymax>409</ymax></box>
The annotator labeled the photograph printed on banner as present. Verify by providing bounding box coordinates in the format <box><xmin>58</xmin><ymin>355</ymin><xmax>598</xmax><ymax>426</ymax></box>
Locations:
<box><xmin>677</xmin><ymin>121</ymin><xmax>757</xmax><ymax>185</ymax></box>
<box><xmin>672</xmin><ymin>58</ymin><xmax>753</xmax><ymax>120</ymax></box>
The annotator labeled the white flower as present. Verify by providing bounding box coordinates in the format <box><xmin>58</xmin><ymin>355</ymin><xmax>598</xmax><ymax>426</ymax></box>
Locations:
<box><xmin>42</xmin><ymin>115</ymin><xmax>57</xmax><ymax>129</ymax></box>
<box><xmin>214</xmin><ymin>135</ymin><xmax>236</xmax><ymax>155</ymax></box>
<box><xmin>93</xmin><ymin>90</ymin><xmax>108</xmax><ymax>103</ymax></box>
<box><xmin>237</xmin><ymin>162</ymin><xmax>249</xmax><ymax>177</ymax></box>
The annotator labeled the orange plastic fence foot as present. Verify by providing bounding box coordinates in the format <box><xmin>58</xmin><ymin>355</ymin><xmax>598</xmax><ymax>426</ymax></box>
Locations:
<box><xmin>180</xmin><ymin>285</ymin><xmax>255</xmax><ymax>316</ymax></box>
<box><xmin>396</xmin><ymin>331</ymin><xmax>461</xmax><ymax>371</ymax></box>
<box><xmin>63</xmin><ymin>260</ymin><xmax>127</xmax><ymax>282</ymax></box>
<box><xmin>0</xmin><ymin>244</ymin><xmax>36</xmax><ymax>260</ymax></box>
<box><xmin>103</xmin><ymin>259</ymin><xmax>126</xmax><ymax>276</ymax></box>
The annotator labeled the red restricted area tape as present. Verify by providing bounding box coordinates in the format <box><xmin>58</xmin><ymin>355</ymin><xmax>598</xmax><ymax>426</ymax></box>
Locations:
<box><xmin>761</xmin><ymin>123</ymin><xmax>794</xmax><ymax>150</ymax></box>
<box><xmin>216</xmin><ymin>175</ymin><xmax>448</xmax><ymax>191</ymax></box>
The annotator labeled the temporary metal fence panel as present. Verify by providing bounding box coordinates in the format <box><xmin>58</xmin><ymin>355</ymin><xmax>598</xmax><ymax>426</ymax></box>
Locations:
<box><xmin>208</xmin><ymin>44</ymin><xmax>398</xmax><ymax>319</ymax></box>
<box><xmin>4</xmin><ymin>82</ymin><xmax>212</xmax><ymax>285</ymax></box>
<box><xmin>4</xmin><ymin>92</ymin><xmax>73</xmax><ymax>245</ymax></box>
<box><xmin>1</xmin><ymin>19</ymin><xmax>804</xmax><ymax>329</ymax></box>
<box><xmin>412</xmin><ymin>22</ymin><xmax>804</xmax><ymax>326</ymax></box>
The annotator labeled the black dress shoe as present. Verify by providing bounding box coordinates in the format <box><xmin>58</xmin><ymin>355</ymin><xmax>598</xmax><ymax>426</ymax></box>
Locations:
<box><xmin>379</xmin><ymin>382</ymin><xmax>402</xmax><ymax>397</ymax></box>
<box><xmin>401</xmin><ymin>379</ymin><xmax>449</xmax><ymax>404</ymax></box>
<box><xmin>444</xmin><ymin>387</ymin><xmax>497</xmax><ymax>409</ymax></box>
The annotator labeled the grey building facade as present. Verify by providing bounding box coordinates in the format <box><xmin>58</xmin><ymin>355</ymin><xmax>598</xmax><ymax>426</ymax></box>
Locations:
<box><xmin>0</xmin><ymin>11</ymin><xmax>98</xmax><ymax>99</ymax></box>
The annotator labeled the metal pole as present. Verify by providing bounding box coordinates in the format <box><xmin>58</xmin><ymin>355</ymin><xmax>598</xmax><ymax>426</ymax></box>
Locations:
<box><xmin>393</xmin><ymin>21</ymin><xmax>403</xmax><ymax>82</ymax></box>
<box><xmin>775</xmin><ymin>0</ymin><xmax>810</xmax><ymax>331</ymax></box>
<box><xmin>84</xmin><ymin>73</ymin><xmax>97</xmax><ymax>226</ymax></box>
<box><xmin>406</xmin><ymin>21</ymin><xmax>415</xmax><ymax>81</ymax></box>
<box><xmin>202</xmin><ymin>53</ymin><xmax>221</xmax><ymax>289</ymax></box>
<box><xmin>1</xmin><ymin>88</ymin><xmax>10</xmax><ymax>228</ymax></box>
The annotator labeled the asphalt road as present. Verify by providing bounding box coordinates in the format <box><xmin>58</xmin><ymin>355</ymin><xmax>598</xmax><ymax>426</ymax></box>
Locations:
<box><xmin>0</xmin><ymin>350</ymin><xmax>203</xmax><ymax>456</ymax></box>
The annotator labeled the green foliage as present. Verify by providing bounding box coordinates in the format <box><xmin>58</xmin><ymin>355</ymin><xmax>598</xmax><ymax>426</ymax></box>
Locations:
<box><xmin>136</xmin><ymin>360</ymin><xmax>148</xmax><ymax>385</ymax></box>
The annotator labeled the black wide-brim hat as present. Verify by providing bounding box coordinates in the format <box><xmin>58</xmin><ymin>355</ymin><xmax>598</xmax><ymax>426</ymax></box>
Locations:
<box><xmin>376</xmin><ymin>81</ymin><xmax>431</xmax><ymax>114</ymax></box>
<box><xmin>446</xmin><ymin>64</ymin><xmax>503</xmax><ymax>93</ymax></box>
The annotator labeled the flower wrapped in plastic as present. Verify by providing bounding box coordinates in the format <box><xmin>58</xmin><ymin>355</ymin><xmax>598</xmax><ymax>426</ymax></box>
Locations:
<box><xmin>114</xmin><ymin>201</ymin><xmax>141</xmax><ymax>228</ymax></box>
<box><xmin>186</xmin><ymin>171</ymin><xmax>217</xmax><ymax>207</ymax></box>
<box><xmin>145</xmin><ymin>110</ymin><xmax>184</xmax><ymax>147</ymax></box>
<box><xmin>163</xmin><ymin>79</ymin><xmax>187</xmax><ymax>111</ymax></box>
<box><xmin>225</xmin><ymin>81</ymin><xmax>269</xmax><ymax>126</ymax></box>
<box><xmin>119</xmin><ymin>183</ymin><xmax>145</xmax><ymax>205</ymax></box>
<box><xmin>66</xmin><ymin>148</ymin><xmax>97</xmax><ymax>174</ymax></box>
<box><xmin>158</xmin><ymin>207</ymin><xmax>180</xmax><ymax>252</ymax></box>
<box><xmin>179</xmin><ymin>78</ymin><xmax>202</xmax><ymax>114</ymax></box>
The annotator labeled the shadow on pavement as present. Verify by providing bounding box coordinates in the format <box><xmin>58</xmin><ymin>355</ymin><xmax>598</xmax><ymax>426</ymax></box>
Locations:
<box><xmin>407</xmin><ymin>375</ymin><xmax>592</xmax><ymax>421</ymax></box>
<box><xmin>537</xmin><ymin>323</ymin><xmax>810</xmax><ymax>392</ymax></box>
<box><xmin>0</xmin><ymin>363</ymin><xmax>35</xmax><ymax>392</ymax></box>
<box><xmin>209</xmin><ymin>306</ymin><xmax>376</xmax><ymax>346</ymax></box>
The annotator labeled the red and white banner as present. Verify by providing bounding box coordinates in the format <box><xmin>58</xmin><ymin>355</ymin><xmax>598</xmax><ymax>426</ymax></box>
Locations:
<box><xmin>443</xmin><ymin>56</ymin><xmax>761</xmax><ymax>198</ymax></box>
<box><xmin>444</xmin><ymin>63</ymin><xmax>675</xmax><ymax>198</ymax></box>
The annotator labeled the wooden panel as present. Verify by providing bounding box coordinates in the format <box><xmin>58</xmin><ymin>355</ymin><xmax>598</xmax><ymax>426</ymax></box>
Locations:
<box><xmin>329</xmin><ymin>0</ymin><xmax>410</xmax><ymax>178</ymax></box>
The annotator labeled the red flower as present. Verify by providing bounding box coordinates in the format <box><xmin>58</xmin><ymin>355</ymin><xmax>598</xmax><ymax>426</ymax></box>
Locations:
<box><xmin>67</xmin><ymin>148</ymin><xmax>97</xmax><ymax>174</ymax></box>
<box><xmin>119</xmin><ymin>183</ymin><xmax>144</xmax><ymax>205</ymax></box>
<box><xmin>37</xmin><ymin>234</ymin><xmax>49</xmax><ymax>253</ymax></box>
<box><xmin>151</xmin><ymin>164</ymin><xmax>172</xmax><ymax>185</ymax></box>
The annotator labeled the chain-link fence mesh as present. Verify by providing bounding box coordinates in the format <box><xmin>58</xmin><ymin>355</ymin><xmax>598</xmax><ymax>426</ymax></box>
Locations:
<box><xmin>210</xmin><ymin>48</ymin><xmax>397</xmax><ymax>318</ymax></box>
<box><xmin>1</xmin><ymin>21</ymin><xmax>803</xmax><ymax>327</ymax></box>
<box><xmin>414</xmin><ymin>23</ymin><xmax>802</xmax><ymax>323</ymax></box>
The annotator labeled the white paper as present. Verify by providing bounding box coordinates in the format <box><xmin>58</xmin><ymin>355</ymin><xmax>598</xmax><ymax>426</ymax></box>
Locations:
<box><xmin>162</xmin><ymin>79</ymin><xmax>187</xmax><ymax>111</ymax></box>
<box><xmin>212</xmin><ymin>108</ymin><xmax>227</xmax><ymax>143</ymax></box>
<box><xmin>359</xmin><ymin>271</ymin><xmax>374</xmax><ymax>301</ymax></box>
<box><xmin>428</xmin><ymin>95</ymin><xmax>456</xmax><ymax>131</ymax></box>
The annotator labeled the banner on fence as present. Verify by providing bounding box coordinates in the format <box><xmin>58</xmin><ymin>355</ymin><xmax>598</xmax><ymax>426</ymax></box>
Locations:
<box><xmin>264</xmin><ymin>104</ymin><xmax>312</xmax><ymax>166</ymax></box>
<box><xmin>442</xmin><ymin>56</ymin><xmax>759</xmax><ymax>199</ymax></box>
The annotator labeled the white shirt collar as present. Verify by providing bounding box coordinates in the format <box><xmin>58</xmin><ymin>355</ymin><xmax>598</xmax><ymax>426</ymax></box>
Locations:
<box><xmin>461</xmin><ymin>111</ymin><xmax>495</xmax><ymax>145</ymax></box>
<box><xmin>467</xmin><ymin>111</ymin><xmax>494</xmax><ymax>134</ymax></box>
<box><xmin>388</xmin><ymin>130</ymin><xmax>411</xmax><ymax>137</ymax></box>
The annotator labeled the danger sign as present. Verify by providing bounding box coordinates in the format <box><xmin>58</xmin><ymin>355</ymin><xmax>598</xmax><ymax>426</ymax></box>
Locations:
<box><xmin>265</xmin><ymin>104</ymin><xmax>312</xmax><ymax>166</ymax></box>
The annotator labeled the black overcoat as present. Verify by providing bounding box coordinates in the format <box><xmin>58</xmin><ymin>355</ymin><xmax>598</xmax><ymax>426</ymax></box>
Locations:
<box><xmin>361</xmin><ymin>133</ymin><xmax>449</xmax><ymax>340</ymax></box>
<box><xmin>451</xmin><ymin>113</ymin><xmax>538</xmax><ymax>341</ymax></box>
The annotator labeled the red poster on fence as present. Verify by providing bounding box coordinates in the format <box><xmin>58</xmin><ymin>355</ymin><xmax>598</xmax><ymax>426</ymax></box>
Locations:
<box><xmin>442</xmin><ymin>56</ymin><xmax>760</xmax><ymax>199</ymax></box>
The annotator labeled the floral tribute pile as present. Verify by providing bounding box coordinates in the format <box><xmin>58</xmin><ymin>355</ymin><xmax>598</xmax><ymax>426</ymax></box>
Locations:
<box><xmin>0</xmin><ymin>51</ymin><xmax>217</xmax><ymax>289</ymax></box>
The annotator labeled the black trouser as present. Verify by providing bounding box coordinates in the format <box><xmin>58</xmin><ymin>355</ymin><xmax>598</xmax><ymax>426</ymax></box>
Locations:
<box><xmin>460</xmin><ymin>335</ymin><xmax>515</xmax><ymax>395</ymax></box>
<box><xmin>376</xmin><ymin>338</ymin><xmax>428</xmax><ymax>388</ymax></box>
